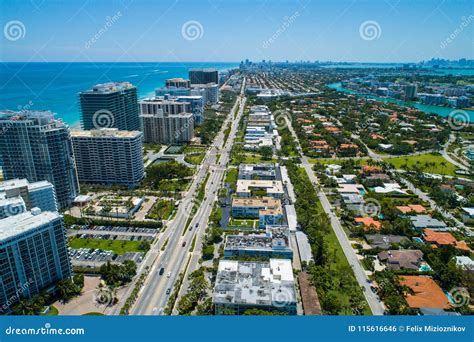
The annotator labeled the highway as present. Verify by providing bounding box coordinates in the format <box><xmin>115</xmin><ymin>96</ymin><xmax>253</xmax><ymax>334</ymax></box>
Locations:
<box><xmin>285</xmin><ymin>117</ymin><xmax>386</xmax><ymax>316</ymax></box>
<box><xmin>130</xmin><ymin>78</ymin><xmax>246</xmax><ymax>315</ymax></box>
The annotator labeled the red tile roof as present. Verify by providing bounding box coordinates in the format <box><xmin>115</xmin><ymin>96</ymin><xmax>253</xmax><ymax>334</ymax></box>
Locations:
<box><xmin>400</xmin><ymin>276</ymin><xmax>451</xmax><ymax>309</ymax></box>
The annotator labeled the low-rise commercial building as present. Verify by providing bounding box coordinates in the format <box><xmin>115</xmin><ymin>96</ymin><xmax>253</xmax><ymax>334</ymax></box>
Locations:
<box><xmin>231</xmin><ymin>197</ymin><xmax>284</xmax><ymax>228</ymax></box>
<box><xmin>224</xmin><ymin>225</ymin><xmax>292</xmax><ymax>259</ymax></box>
<box><xmin>238</xmin><ymin>164</ymin><xmax>277</xmax><ymax>180</ymax></box>
<box><xmin>236</xmin><ymin>180</ymin><xmax>284</xmax><ymax>198</ymax></box>
<box><xmin>214</xmin><ymin>259</ymin><xmax>297</xmax><ymax>315</ymax></box>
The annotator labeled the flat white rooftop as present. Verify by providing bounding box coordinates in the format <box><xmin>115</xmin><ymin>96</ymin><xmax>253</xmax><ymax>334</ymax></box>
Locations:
<box><xmin>0</xmin><ymin>209</ymin><xmax>60</xmax><ymax>241</ymax></box>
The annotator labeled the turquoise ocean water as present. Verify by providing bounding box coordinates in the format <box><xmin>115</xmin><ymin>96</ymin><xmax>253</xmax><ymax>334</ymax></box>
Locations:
<box><xmin>0</xmin><ymin>62</ymin><xmax>238</xmax><ymax>126</ymax></box>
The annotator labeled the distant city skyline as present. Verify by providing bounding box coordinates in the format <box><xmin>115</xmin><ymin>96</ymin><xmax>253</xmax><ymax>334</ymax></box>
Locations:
<box><xmin>1</xmin><ymin>0</ymin><xmax>472</xmax><ymax>63</ymax></box>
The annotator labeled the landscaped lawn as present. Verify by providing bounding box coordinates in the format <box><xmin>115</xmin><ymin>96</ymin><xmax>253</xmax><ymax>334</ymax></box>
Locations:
<box><xmin>383</xmin><ymin>153</ymin><xmax>457</xmax><ymax>176</ymax></box>
<box><xmin>183</xmin><ymin>145</ymin><xmax>208</xmax><ymax>154</ymax></box>
<box><xmin>231</xmin><ymin>154</ymin><xmax>276</xmax><ymax>165</ymax></box>
<box><xmin>42</xmin><ymin>305</ymin><xmax>59</xmax><ymax>316</ymax></box>
<box><xmin>228</xmin><ymin>218</ymin><xmax>258</xmax><ymax>228</ymax></box>
<box><xmin>225</xmin><ymin>167</ymin><xmax>238</xmax><ymax>185</ymax></box>
<box><xmin>69</xmin><ymin>238</ymin><xmax>146</xmax><ymax>255</ymax></box>
<box><xmin>147</xmin><ymin>199</ymin><xmax>174</xmax><ymax>220</ymax></box>
<box><xmin>184</xmin><ymin>153</ymin><xmax>205</xmax><ymax>165</ymax></box>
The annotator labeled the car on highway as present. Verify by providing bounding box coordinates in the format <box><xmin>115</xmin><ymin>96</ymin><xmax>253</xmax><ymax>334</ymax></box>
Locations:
<box><xmin>167</xmin><ymin>272</ymin><xmax>171</xmax><ymax>278</ymax></box>
<box><xmin>166</xmin><ymin>288</ymin><xmax>171</xmax><ymax>295</ymax></box>
<box><xmin>182</xmin><ymin>241</ymin><xmax>186</xmax><ymax>247</ymax></box>
<box><xmin>159</xmin><ymin>267</ymin><xmax>164</xmax><ymax>275</ymax></box>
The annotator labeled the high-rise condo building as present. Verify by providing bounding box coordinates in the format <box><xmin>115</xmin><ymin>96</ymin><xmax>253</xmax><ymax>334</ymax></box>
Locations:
<box><xmin>140</xmin><ymin>98</ymin><xmax>194</xmax><ymax>144</ymax></box>
<box><xmin>191</xmin><ymin>83</ymin><xmax>220</xmax><ymax>104</ymax></box>
<box><xmin>0</xmin><ymin>111</ymin><xmax>79</xmax><ymax>209</ymax></box>
<box><xmin>71</xmin><ymin>128</ymin><xmax>144</xmax><ymax>187</ymax></box>
<box><xmin>79</xmin><ymin>82</ymin><xmax>140</xmax><ymax>131</ymax></box>
<box><xmin>0</xmin><ymin>209</ymin><xmax>72</xmax><ymax>311</ymax></box>
<box><xmin>165</xmin><ymin>78</ymin><xmax>191</xmax><ymax>88</ymax></box>
<box><xmin>189</xmin><ymin>68</ymin><xmax>219</xmax><ymax>85</ymax></box>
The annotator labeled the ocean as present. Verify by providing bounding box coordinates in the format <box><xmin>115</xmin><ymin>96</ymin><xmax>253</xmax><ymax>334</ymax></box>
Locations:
<box><xmin>0</xmin><ymin>62</ymin><xmax>239</xmax><ymax>127</ymax></box>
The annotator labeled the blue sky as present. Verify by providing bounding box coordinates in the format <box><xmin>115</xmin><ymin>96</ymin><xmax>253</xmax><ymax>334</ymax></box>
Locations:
<box><xmin>0</xmin><ymin>0</ymin><xmax>472</xmax><ymax>62</ymax></box>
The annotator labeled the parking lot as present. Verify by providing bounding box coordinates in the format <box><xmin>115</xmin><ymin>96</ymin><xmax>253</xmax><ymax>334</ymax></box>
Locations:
<box><xmin>69</xmin><ymin>248</ymin><xmax>144</xmax><ymax>267</ymax></box>
<box><xmin>68</xmin><ymin>224</ymin><xmax>157</xmax><ymax>242</ymax></box>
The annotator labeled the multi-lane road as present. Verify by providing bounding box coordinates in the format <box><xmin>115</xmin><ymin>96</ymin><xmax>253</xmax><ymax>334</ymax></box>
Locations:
<box><xmin>129</xmin><ymin>79</ymin><xmax>246</xmax><ymax>315</ymax></box>
<box><xmin>285</xmin><ymin>117</ymin><xmax>386</xmax><ymax>316</ymax></box>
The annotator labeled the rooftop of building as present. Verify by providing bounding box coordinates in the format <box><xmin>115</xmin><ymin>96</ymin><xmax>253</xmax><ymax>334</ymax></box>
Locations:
<box><xmin>0</xmin><ymin>209</ymin><xmax>61</xmax><ymax>241</ymax></box>
<box><xmin>71</xmin><ymin>128</ymin><xmax>142</xmax><ymax>138</ymax></box>
<box><xmin>423</xmin><ymin>229</ymin><xmax>472</xmax><ymax>252</ymax></box>
<box><xmin>225</xmin><ymin>226</ymin><xmax>290</xmax><ymax>251</ymax></box>
<box><xmin>378</xmin><ymin>249</ymin><xmax>424</xmax><ymax>270</ymax></box>
<box><xmin>365</xmin><ymin>234</ymin><xmax>409</xmax><ymax>249</ymax></box>
<box><xmin>232</xmin><ymin>197</ymin><xmax>281</xmax><ymax>208</ymax></box>
<box><xmin>410</xmin><ymin>215</ymin><xmax>447</xmax><ymax>229</ymax></box>
<box><xmin>0</xmin><ymin>110</ymin><xmax>62</xmax><ymax>126</ymax></box>
<box><xmin>0</xmin><ymin>178</ymin><xmax>52</xmax><ymax>192</ymax></box>
<box><xmin>82</xmin><ymin>82</ymin><xmax>135</xmax><ymax>94</ymax></box>
<box><xmin>236</xmin><ymin>180</ymin><xmax>284</xmax><ymax>194</ymax></box>
<box><xmin>354</xmin><ymin>217</ymin><xmax>381</xmax><ymax>230</ymax></box>
<box><xmin>399</xmin><ymin>276</ymin><xmax>451</xmax><ymax>309</ymax></box>
<box><xmin>213</xmin><ymin>259</ymin><xmax>296</xmax><ymax>306</ymax></box>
